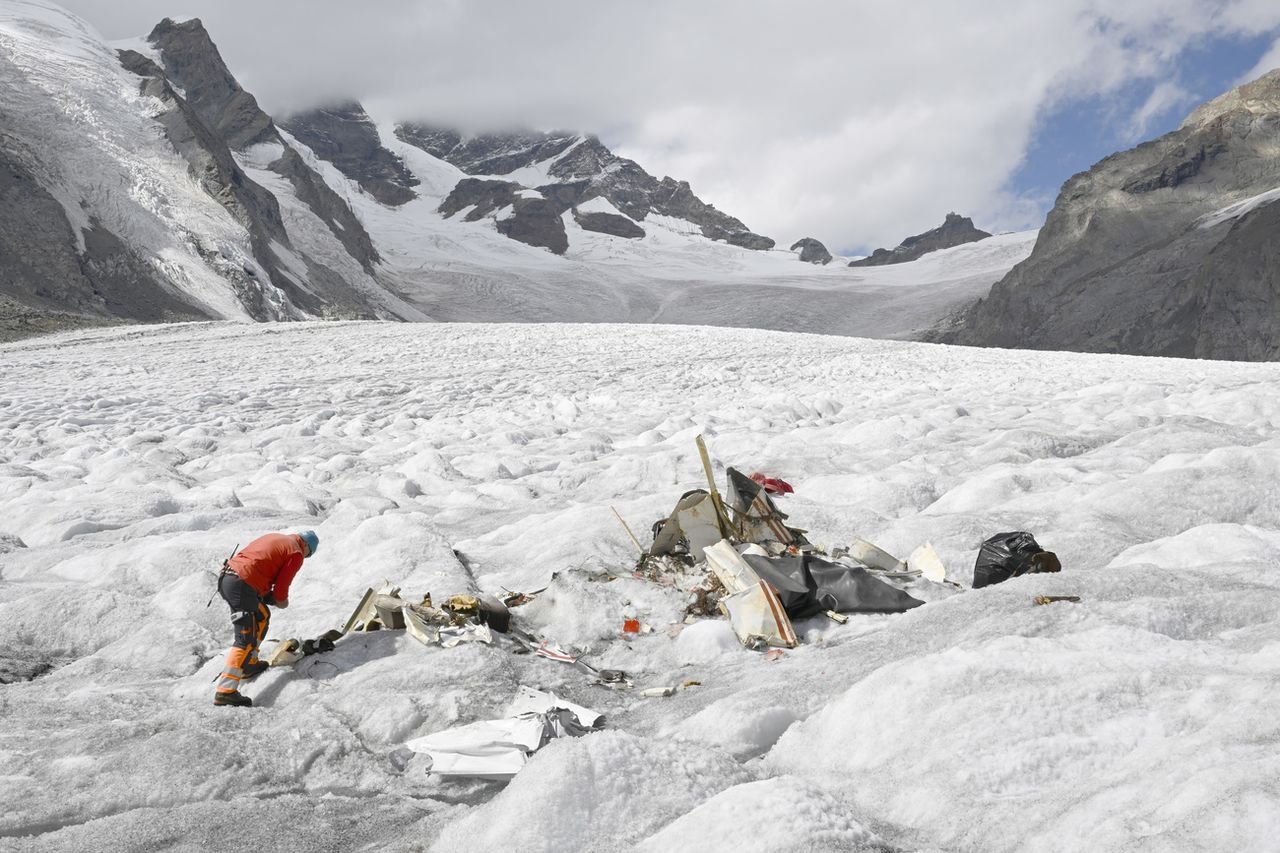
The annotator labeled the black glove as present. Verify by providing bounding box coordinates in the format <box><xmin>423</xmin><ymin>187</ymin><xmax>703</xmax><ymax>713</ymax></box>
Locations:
<box><xmin>261</xmin><ymin>593</ymin><xmax>276</xmax><ymax>607</ymax></box>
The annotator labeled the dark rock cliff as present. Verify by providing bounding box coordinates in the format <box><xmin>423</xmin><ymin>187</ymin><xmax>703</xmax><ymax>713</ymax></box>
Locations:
<box><xmin>280</xmin><ymin>102</ymin><xmax>418</xmax><ymax>206</ymax></box>
<box><xmin>790</xmin><ymin>237</ymin><xmax>833</xmax><ymax>265</ymax></box>
<box><xmin>849</xmin><ymin>213</ymin><xmax>990</xmax><ymax>267</ymax></box>
<box><xmin>148</xmin><ymin>18</ymin><xmax>381</xmax><ymax>274</ymax></box>
<box><xmin>940</xmin><ymin>70</ymin><xmax>1280</xmax><ymax>360</ymax></box>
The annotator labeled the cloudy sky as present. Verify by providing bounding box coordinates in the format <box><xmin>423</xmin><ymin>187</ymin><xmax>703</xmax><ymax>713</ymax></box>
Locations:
<box><xmin>58</xmin><ymin>0</ymin><xmax>1280</xmax><ymax>253</ymax></box>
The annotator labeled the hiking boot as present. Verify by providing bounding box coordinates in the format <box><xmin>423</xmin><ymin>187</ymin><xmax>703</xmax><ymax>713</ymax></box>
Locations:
<box><xmin>242</xmin><ymin>661</ymin><xmax>269</xmax><ymax>679</ymax></box>
<box><xmin>213</xmin><ymin>691</ymin><xmax>253</xmax><ymax>708</ymax></box>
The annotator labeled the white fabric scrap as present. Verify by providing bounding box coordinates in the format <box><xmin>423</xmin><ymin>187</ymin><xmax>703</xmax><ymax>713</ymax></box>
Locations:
<box><xmin>404</xmin><ymin>686</ymin><xmax>602</xmax><ymax>780</ymax></box>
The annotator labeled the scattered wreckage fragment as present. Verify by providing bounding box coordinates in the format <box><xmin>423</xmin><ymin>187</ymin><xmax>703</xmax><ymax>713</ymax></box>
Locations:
<box><xmin>402</xmin><ymin>685</ymin><xmax>604</xmax><ymax>781</ymax></box>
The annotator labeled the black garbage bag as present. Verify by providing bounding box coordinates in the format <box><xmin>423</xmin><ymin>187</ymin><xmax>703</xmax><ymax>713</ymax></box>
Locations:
<box><xmin>972</xmin><ymin>532</ymin><xmax>1061</xmax><ymax>589</ymax></box>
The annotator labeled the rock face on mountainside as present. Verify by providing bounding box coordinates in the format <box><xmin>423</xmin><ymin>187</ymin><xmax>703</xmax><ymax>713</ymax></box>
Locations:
<box><xmin>849</xmin><ymin>213</ymin><xmax>990</xmax><ymax>267</ymax></box>
<box><xmin>438</xmin><ymin>179</ymin><xmax>568</xmax><ymax>254</ymax></box>
<box><xmin>942</xmin><ymin>70</ymin><xmax>1280</xmax><ymax>360</ymax></box>
<box><xmin>790</xmin><ymin>237</ymin><xmax>832</xmax><ymax>264</ymax></box>
<box><xmin>0</xmin><ymin>147</ymin><xmax>206</xmax><ymax>341</ymax></box>
<box><xmin>116</xmin><ymin>49</ymin><xmax>291</xmax><ymax>318</ymax></box>
<box><xmin>280</xmin><ymin>103</ymin><xmax>418</xmax><ymax>206</ymax></box>
<box><xmin>574</xmin><ymin>210</ymin><xmax>645</xmax><ymax>239</ymax></box>
<box><xmin>398</xmin><ymin>124</ymin><xmax>774</xmax><ymax>251</ymax></box>
<box><xmin>148</xmin><ymin>18</ymin><xmax>381</xmax><ymax>277</ymax></box>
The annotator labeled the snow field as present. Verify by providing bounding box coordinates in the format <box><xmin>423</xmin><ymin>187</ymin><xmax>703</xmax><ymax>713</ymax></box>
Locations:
<box><xmin>1</xmin><ymin>321</ymin><xmax>1279</xmax><ymax>851</ymax></box>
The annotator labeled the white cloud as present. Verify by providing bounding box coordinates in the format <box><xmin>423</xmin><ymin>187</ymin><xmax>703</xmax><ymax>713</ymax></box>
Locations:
<box><xmin>1236</xmin><ymin>35</ymin><xmax>1280</xmax><ymax>84</ymax></box>
<box><xmin>54</xmin><ymin>0</ymin><xmax>1280</xmax><ymax>252</ymax></box>
<box><xmin>1122</xmin><ymin>81</ymin><xmax>1196</xmax><ymax>141</ymax></box>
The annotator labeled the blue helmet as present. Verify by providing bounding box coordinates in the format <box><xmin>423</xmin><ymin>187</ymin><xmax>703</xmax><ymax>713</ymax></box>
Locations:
<box><xmin>298</xmin><ymin>529</ymin><xmax>319</xmax><ymax>557</ymax></box>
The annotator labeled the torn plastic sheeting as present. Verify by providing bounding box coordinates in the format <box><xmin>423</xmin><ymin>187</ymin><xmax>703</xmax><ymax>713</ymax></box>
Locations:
<box><xmin>740</xmin><ymin>553</ymin><xmax>818</xmax><ymax>618</ymax></box>
<box><xmin>808</xmin><ymin>558</ymin><xmax>925</xmax><ymax>613</ymax></box>
<box><xmin>973</xmin><ymin>531</ymin><xmax>1061</xmax><ymax>588</ymax></box>
<box><xmin>404</xmin><ymin>687</ymin><xmax>602</xmax><ymax>781</ymax></box>
<box><xmin>405</xmin><ymin>717</ymin><xmax>546</xmax><ymax>781</ymax></box>
<box><xmin>743</xmin><ymin>553</ymin><xmax>926</xmax><ymax>617</ymax></box>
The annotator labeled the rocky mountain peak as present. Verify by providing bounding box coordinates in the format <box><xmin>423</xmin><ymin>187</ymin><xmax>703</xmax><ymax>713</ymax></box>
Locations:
<box><xmin>1182</xmin><ymin>68</ymin><xmax>1280</xmax><ymax>130</ymax></box>
<box><xmin>280</xmin><ymin>102</ymin><xmax>418</xmax><ymax>206</ymax></box>
<box><xmin>849</xmin><ymin>212</ymin><xmax>990</xmax><ymax>267</ymax></box>
<box><xmin>940</xmin><ymin>68</ymin><xmax>1280</xmax><ymax>360</ymax></box>
<box><xmin>396</xmin><ymin>124</ymin><xmax>582</xmax><ymax>176</ymax></box>
<box><xmin>399</xmin><ymin>124</ymin><xmax>774</xmax><ymax>251</ymax></box>
<box><xmin>147</xmin><ymin>18</ymin><xmax>274</xmax><ymax>150</ymax></box>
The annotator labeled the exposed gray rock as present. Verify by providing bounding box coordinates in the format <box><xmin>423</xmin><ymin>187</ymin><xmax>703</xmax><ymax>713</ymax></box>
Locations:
<box><xmin>270</xmin><ymin>145</ymin><xmax>382</xmax><ymax>272</ymax></box>
<box><xmin>790</xmin><ymin>238</ymin><xmax>832</xmax><ymax>264</ymax></box>
<box><xmin>438</xmin><ymin>180</ymin><xmax>567</xmax><ymax>254</ymax></box>
<box><xmin>439</xmin><ymin>179</ymin><xmax>521</xmax><ymax>221</ymax></box>
<box><xmin>496</xmin><ymin>199</ymin><xmax>569</xmax><ymax>255</ymax></box>
<box><xmin>397</xmin><ymin>124</ymin><xmax>579</xmax><ymax>175</ymax></box>
<box><xmin>392</xmin><ymin>124</ymin><xmax>461</xmax><ymax>160</ymax></box>
<box><xmin>118</xmin><ymin>48</ymin><xmax>300</xmax><ymax>318</ymax></box>
<box><xmin>941</xmin><ymin>69</ymin><xmax>1280</xmax><ymax>360</ymax></box>
<box><xmin>147</xmin><ymin>18</ymin><xmax>380</xmax><ymax>273</ymax></box>
<box><xmin>280</xmin><ymin>102</ymin><xmax>418</xmax><ymax>206</ymax></box>
<box><xmin>650</xmin><ymin>177</ymin><xmax>775</xmax><ymax>249</ymax></box>
<box><xmin>399</xmin><ymin>127</ymin><xmax>774</xmax><ymax>249</ymax></box>
<box><xmin>574</xmin><ymin>210</ymin><xmax>645</xmax><ymax>239</ymax></box>
<box><xmin>724</xmin><ymin>232</ymin><xmax>775</xmax><ymax>250</ymax></box>
<box><xmin>1187</xmin><ymin>199</ymin><xmax>1280</xmax><ymax>360</ymax></box>
<box><xmin>145</xmin><ymin>18</ymin><xmax>275</xmax><ymax>150</ymax></box>
<box><xmin>0</xmin><ymin>532</ymin><xmax>26</xmax><ymax>553</ymax></box>
<box><xmin>849</xmin><ymin>213</ymin><xmax>990</xmax><ymax>267</ymax></box>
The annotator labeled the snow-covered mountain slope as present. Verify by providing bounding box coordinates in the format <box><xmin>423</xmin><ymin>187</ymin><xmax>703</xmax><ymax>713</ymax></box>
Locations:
<box><xmin>0</xmin><ymin>1</ymin><xmax>266</xmax><ymax>324</ymax></box>
<box><xmin>0</xmin><ymin>1</ymin><xmax>1030</xmax><ymax>342</ymax></box>
<box><xmin>3</xmin><ymin>322</ymin><xmax>1279</xmax><ymax>851</ymax></box>
<box><xmin>343</xmin><ymin>113</ymin><xmax>1040</xmax><ymax>337</ymax></box>
<box><xmin>0</xmin><ymin>1</ymin><xmax>425</xmax><ymax>337</ymax></box>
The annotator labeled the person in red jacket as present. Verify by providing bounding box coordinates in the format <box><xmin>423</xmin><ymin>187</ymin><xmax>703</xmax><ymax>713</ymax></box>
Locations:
<box><xmin>214</xmin><ymin>530</ymin><xmax>318</xmax><ymax>707</ymax></box>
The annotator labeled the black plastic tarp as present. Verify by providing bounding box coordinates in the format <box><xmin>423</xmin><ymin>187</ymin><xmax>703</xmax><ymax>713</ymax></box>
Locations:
<box><xmin>743</xmin><ymin>553</ymin><xmax>925</xmax><ymax>617</ymax></box>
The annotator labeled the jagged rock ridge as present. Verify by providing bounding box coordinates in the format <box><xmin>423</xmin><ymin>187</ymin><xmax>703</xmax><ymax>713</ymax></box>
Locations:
<box><xmin>940</xmin><ymin>69</ymin><xmax>1280</xmax><ymax>360</ymax></box>
<box><xmin>398</xmin><ymin>124</ymin><xmax>775</xmax><ymax>251</ymax></box>
<box><xmin>279</xmin><ymin>103</ymin><xmax>418</xmax><ymax>206</ymax></box>
<box><xmin>849</xmin><ymin>213</ymin><xmax>990</xmax><ymax>267</ymax></box>
<box><xmin>147</xmin><ymin>18</ymin><xmax>382</xmax><ymax>277</ymax></box>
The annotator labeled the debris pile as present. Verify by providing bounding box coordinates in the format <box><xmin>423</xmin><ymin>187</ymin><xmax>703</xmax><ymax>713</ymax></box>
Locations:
<box><xmin>253</xmin><ymin>435</ymin><xmax>1071</xmax><ymax>783</ymax></box>
<box><xmin>631</xmin><ymin>436</ymin><xmax>960</xmax><ymax>651</ymax></box>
